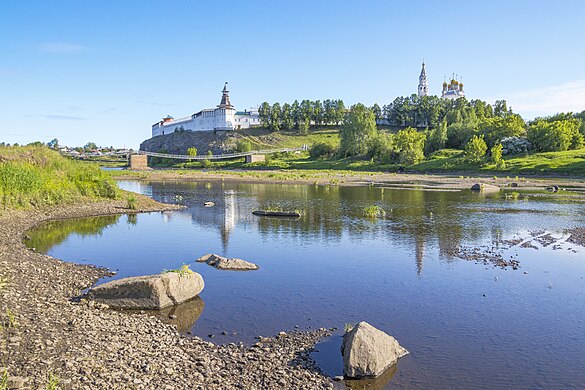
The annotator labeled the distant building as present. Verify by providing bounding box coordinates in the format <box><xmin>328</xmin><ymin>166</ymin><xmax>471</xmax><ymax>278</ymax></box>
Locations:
<box><xmin>151</xmin><ymin>83</ymin><xmax>260</xmax><ymax>138</ymax></box>
<box><xmin>441</xmin><ymin>75</ymin><xmax>465</xmax><ymax>100</ymax></box>
<box><xmin>418</xmin><ymin>62</ymin><xmax>428</xmax><ymax>97</ymax></box>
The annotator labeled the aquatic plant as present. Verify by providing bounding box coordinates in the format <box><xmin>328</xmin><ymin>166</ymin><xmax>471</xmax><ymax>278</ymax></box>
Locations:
<box><xmin>505</xmin><ymin>191</ymin><xmax>521</xmax><ymax>200</ymax></box>
<box><xmin>363</xmin><ymin>205</ymin><xmax>386</xmax><ymax>218</ymax></box>
<box><xmin>126</xmin><ymin>194</ymin><xmax>137</xmax><ymax>210</ymax></box>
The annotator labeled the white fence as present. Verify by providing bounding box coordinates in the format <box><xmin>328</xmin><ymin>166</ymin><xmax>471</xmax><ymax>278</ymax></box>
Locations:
<box><xmin>136</xmin><ymin>145</ymin><xmax>308</xmax><ymax>161</ymax></box>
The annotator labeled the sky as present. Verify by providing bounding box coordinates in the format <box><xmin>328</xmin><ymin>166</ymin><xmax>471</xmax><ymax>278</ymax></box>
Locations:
<box><xmin>1</xmin><ymin>0</ymin><xmax>584</xmax><ymax>148</ymax></box>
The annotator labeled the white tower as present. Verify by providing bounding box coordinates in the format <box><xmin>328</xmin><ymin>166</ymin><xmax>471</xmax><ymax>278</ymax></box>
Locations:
<box><xmin>418</xmin><ymin>61</ymin><xmax>428</xmax><ymax>97</ymax></box>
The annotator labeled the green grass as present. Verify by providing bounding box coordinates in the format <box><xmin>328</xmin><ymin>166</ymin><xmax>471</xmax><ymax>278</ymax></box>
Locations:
<box><xmin>0</xmin><ymin>369</ymin><xmax>7</xmax><ymax>390</ymax></box>
<box><xmin>163</xmin><ymin>264</ymin><xmax>194</xmax><ymax>276</ymax></box>
<box><xmin>0</xmin><ymin>276</ymin><xmax>7</xmax><ymax>292</ymax></box>
<box><xmin>235</xmin><ymin>127</ymin><xmax>340</xmax><ymax>150</ymax></box>
<box><xmin>0</xmin><ymin>145</ymin><xmax>119</xmax><ymax>209</ymax></box>
<box><xmin>411</xmin><ymin>148</ymin><xmax>585</xmax><ymax>175</ymax></box>
<box><xmin>46</xmin><ymin>372</ymin><xmax>60</xmax><ymax>390</ymax></box>
<box><xmin>126</xmin><ymin>194</ymin><xmax>137</xmax><ymax>210</ymax></box>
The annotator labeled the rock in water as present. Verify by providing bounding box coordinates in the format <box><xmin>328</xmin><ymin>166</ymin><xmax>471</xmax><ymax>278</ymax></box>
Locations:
<box><xmin>196</xmin><ymin>253</ymin><xmax>259</xmax><ymax>271</ymax></box>
<box><xmin>341</xmin><ymin>321</ymin><xmax>408</xmax><ymax>378</ymax></box>
<box><xmin>87</xmin><ymin>272</ymin><xmax>204</xmax><ymax>309</ymax></box>
<box><xmin>471</xmin><ymin>183</ymin><xmax>500</xmax><ymax>192</ymax></box>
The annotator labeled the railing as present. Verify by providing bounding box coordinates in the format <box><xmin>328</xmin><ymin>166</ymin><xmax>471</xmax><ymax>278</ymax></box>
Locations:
<box><xmin>136</xmin><ymin>145</ymin><xmax>308</xmax><ymax>161</ymax></box>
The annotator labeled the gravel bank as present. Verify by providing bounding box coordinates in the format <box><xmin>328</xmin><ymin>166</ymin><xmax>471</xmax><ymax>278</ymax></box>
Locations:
<box><xmin>0</xmin><ymin>196</ymin><xmax>333</xmax><ymax>389</ymax></box>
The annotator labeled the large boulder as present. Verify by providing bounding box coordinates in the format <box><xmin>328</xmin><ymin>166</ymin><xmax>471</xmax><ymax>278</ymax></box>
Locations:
<box><xmin>196</xmin><ymin>253</ymin><xmax>259</xmax><ymax>271</ymax></box>
<box><xmin>341</xmin><ymin>321</ymin><xmax>408</xmax><ymax>378</ymax></box>
<box><xmin>87</xmin><ymin>272</ymin><xmax>204</xmax><ymax>310</ymax></box>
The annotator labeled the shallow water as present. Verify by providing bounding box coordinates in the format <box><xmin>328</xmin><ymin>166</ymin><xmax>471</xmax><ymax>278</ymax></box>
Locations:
<box><xmin>26</xmin><ymin>180</ymin><xmax>585</xmax><ymax>389</ymax></box>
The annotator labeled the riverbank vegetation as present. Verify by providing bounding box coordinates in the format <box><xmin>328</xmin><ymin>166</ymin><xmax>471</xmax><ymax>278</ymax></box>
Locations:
<box><xmin>147</xmin><ymin>96</ymin><xmax>585</xmax><ymax>175</ymax></box>
<box><xmin>0</xmin><ymin>145</ymin><xmax>119</xmax><ymax>209</ymax></box>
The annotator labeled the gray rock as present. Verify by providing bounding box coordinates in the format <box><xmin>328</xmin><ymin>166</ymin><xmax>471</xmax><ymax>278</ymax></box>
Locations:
<box><xmin>7</xmin><ymin>376</ymin><xmax>25</xmax><ymax>389</ymax></box>
<box><xmin>87</xmin><ymin>272</ymin><xmax>204</xmax><ymax>309</ymax></box>
<box><xmin>341</xmin><ymin>321</ymin><xmax>408</xmax><ymax>378</ymax></box>
<box><xmin>196</xmin><ymin>254</ymin><xmax>259</xmax><ymax>271</ymax></box>
<box><xmin>471</xmin><ymin>183</ymin><xmax>500</xmax><ymax>192</ymax></box>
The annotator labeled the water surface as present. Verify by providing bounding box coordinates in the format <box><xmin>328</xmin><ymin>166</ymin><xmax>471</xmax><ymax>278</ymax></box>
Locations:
<box><xmin>26</xmin><ymin>180</ymin><xmax>585</xmax><ymax>389</ymax></box>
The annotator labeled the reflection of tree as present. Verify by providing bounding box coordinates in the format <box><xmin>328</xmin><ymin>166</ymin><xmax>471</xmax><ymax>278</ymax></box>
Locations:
<box><xmin>145</xmin><ymin>181</ymin><xmax>511</xmax><ymax>276</ymax></box>
<box><xmin>25</xmin><ymin>215</ymin><xmax>121</xmax><ymax>253</ymax></box>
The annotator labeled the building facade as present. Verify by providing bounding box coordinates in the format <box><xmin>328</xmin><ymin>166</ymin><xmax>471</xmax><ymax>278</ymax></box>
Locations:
<box><xmin>151</xmin><ymin>83</ymin><xmax>260</xmax><ymax>138</ymax></box>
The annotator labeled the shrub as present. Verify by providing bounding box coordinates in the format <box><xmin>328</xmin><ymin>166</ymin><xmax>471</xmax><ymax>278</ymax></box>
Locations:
<box><xmin>527</xmin><ymin>119</ymin><xmax>583</xmax><ymax>152</ymax></box>
<box><xmin>236</xmin><ymin>140</ymin><xmax>252</xmax><ymax>153</ymax></box>
<box><xmin>126</xmin><ymin>194</ymin><xmax>137</xmax><ymax>210</ymax></box>
<box><xmin>500</xmin><ymin>137</ymin><xmax>531</xmax><ymax>155</ymax></box>
<box><xmin>464</xmin><ymin>135</ymin><xmax>487</xmax><ymax>163</ymax></box>
<box><xmin>394</xmin><ymin>127</ymin><xmax>426</xmax><ymax>165</ymax></box>
<box><xmin>201</xmin><ymin>159</ymin><xmax>211</xmax><ymax>168</ymax></box>
<box><xmin>491</xmin><ymin>143</ymin><xmax>506</xmax><ymax>170</ymax></box>
<box><xmin>309</xmin><ymin>142</ymin><xmax>336</xmax><ymax>159</ymax></box>
<box><xmin>187</xmin><ymin>147</ymin><xmax>198</xmax><ymax>156</ymax></box>
<box><xmin>368</xmin><ymin>133</ymin><xmax>395</xmax><ymax>162</ymax></box>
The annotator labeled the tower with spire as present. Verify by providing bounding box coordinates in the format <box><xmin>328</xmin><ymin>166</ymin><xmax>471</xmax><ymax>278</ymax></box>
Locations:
<box><xmin>418</xmin><ymin>61</ymin><xmax>428</xmax><ymax>97</ymax></box>
<box><xmin>218</xmin><ymin>82</ymin><xmax>234</xmax><ymax>109</ymax></box>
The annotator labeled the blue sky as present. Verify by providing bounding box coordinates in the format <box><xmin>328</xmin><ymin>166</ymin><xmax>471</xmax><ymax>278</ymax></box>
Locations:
<box><xmin>1</xmin><ymin>0</ymin><xmax>584</xmax><ymax>148</ymax></box>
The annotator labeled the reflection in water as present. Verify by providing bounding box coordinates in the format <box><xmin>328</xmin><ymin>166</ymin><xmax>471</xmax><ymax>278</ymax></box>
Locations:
<box><xmin>156</xmin><ymin>296</ymin><xmax>205</xmax><ymax>333</ymax></box>
<box><xmin>25</xmin><ymin>215</ymin><xmax>120</xmax><ymax>253</ymax></box>
<box><xmin>28</xmin><ymin>181</ymin><xmax>585</xmax><ymax>390</ymax></box>
<box><xmin>344</xmin><ymin>364</ymin><xmax>397</xmax><ymax>390</ymax></box>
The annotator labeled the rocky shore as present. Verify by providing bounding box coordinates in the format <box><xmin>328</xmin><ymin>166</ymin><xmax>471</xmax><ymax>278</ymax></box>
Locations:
<box><xmin>0</xmin><ymin>196</ymin><xmax>333</xmax><ymax>389</ymax></box>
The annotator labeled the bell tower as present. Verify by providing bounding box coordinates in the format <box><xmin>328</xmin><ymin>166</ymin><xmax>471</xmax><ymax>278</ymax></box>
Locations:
<box><xmin>418</xmin><ymin>61</ymin><xmax>428</xmax><ymax>97</ymax></box>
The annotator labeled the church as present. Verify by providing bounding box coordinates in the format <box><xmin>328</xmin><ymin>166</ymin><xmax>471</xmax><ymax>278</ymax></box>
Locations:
<box><xmin>417</xmin><ymin>62</ymin><xmax>466</xmax><ymax>100</ymax></box>
<box><xmin>151</xmin><ymin>83</ymin><xmax>260</xmax><ymax>138</ymax></box>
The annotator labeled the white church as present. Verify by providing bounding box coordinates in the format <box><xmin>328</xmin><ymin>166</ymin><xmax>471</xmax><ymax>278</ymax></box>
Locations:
<box><xmin>417</xmin><ymin>62</ymin><xmax>466</xmax><ymax>100</ymax></box>
<box><xmin>151</xmin><ymin>83</ymin><xmax>260</xmax><ymax>138</ymax></box>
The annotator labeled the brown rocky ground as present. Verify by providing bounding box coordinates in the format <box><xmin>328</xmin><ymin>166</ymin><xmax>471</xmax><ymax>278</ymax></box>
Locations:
<box><xmin>0</xmin><ymin>195</ymin><xmax>332</xmax><ymax>389</ymax></box>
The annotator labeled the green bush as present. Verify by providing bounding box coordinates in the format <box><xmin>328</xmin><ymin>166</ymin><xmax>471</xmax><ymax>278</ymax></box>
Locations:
<box><xmin>309</xmin><ymin>142</ymin><xmax>336</xmax><ymax>159</ymax></box>
<box><xmin>201</xmin><ymin>159</ymin><xmax>211</xmax><ymax>168</ymax></box>
<box><xmin>236</xmin><ymin>140</ymin><xmax>252</xmax><ymax>153</ymax></box>
<box><xmin>464</xmin><ymin>135</ymin><xmax>488</xmax><ymax>163</ymax></box>
<box><xmin>527</xmin><ymin>119</ymin><xmax>583</xmax><ymax>152</ymax></box>
<box><xmin>491</xmin><ymin>143</ymin><xmax>506</xmax><ymax>170</ymax></box>
<box><xmin>394</xmin><ymin>127</ymin><xmax>426</xmax><ymax>165</ymax></box>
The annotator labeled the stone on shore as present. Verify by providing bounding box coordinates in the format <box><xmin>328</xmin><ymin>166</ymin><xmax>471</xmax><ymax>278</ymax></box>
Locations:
<box><xmin>341</xmin><ymin>321</ymin><xmax>408</xmax><ymax>379</ymax></box>
<box><xmin>87</xmin><ymin>272</ymin><xmax>204</xmax><ymax>309</ymax></box>
<box><xmin>471</xmin><ymin>183</ymin><xmax>500</xmax><ymax>192</ymax></box>
<box><xmin>196</xmin><ymin>253</ymin><xmax>259</xmax><ymax>270</ymax></box>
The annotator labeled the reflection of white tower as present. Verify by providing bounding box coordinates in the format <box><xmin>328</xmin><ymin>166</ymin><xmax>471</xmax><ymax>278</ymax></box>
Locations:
<box><xmin>221</xmin><ymin>191</ymin><xmax>236</xmax><ymax>250</ymax></box>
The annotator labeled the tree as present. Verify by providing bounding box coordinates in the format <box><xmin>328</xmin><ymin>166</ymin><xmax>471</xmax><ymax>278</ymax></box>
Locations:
<box><xmin>291</xmin><ymin>100</ymin><xmax>301</xmax><ymax>129</ymax></box>
<box><xmin>281</xmin><ymin>103</ymin><xmax>293</xmax><ymax>130</ymax></box>
<box><xmin>426</xmin><ymin>120</ymin><xmax>447</xmax><ymax>153</ymax></box>
<box><xmin>47</xmin><ymin>138</ymin><xmax>59</xmax><ymax>149</ymax></box>
<box><xmin>491</xmin><ymin>143</ymin><xmax>505</xmax><ymax>170</ymax></box>
<box><xmin>464</xmin><ymin>135</ymin><xmax>488</xmax><ymax>162</ymax></box>
<box><xmin>84</xmin><ymin>142</ymin><xmax>98</xmax><ymax>151</ymax></box>
<box><xmin>236</xmin><ymin>140</ymin><xmax>252</xmax><ymax>153</ymax></box>
<box><xmin>339</xmin><ymin>103</ymin><xmax>378</xmax><ymax>157</ymax></box>
<box><xmin>187</xmin><ymin>147</ymin><xmax>198</xmax><ymax>156</ymax></box>
<box><xmin>479</xmin><ymin>114</ymin><xmax>526</xmax><ymax>147</ymax></box>
<box><xmin>394</xmin><ymin>127</ymin><xmax>426</xmax><ymax>165</ymax></box>
<box><xmin>371</xmin><ymin>103</ymin><xmax>382</xmax><ymax>121</ymax></box>
<box><xmin>333</xmin><ymin>100</ymin><xmax>346</xmax><ymax>124</ymax></box>
<box><xmin>258</xmin><ymin>102</ymin><xmax>271</xmax><ymax>128</ymax></box>
<box><xmin>298</xmin><ymin>118</ymin><xmax>310</xmax><ymax>135</ymax></box>
<box><xmin>312</xmin><ymin>100</ymin><xmax>324</xmax><ymax>128</ymax></box>
<box><xmin>527</xmin><ymin>119</ymin><xmax>583</xmax><ymax>152</ymax></box>
<box><xmin>300</xmin><ymin>100</ymin><xmax>313</xmax><ymax>131</ymax></box>
<box><xmin>270</xmin><ymin>103</ymin><xmax>281</xmax><ymax>132</ymax></box>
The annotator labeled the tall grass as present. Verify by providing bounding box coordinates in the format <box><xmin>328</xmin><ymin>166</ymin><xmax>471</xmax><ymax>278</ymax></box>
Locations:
<box><xmin>0</xmin><ymin>145</ymin><xmax>118</xmax><ymax>209</ymax></box>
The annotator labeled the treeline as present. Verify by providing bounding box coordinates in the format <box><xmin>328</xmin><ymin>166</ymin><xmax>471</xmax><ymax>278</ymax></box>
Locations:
<box><xmin>312</xmin><ymin>102</ymin><xmax>585</xmax><ymax>169</ymax></box>
<box><xmin>258</xmin><ymin>99</ymin><xmax>346</xmax><ymax>133</ymax></box>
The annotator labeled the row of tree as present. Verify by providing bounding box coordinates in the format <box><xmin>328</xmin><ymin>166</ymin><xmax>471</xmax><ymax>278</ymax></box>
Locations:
<box><xmin>330</xmin><ymin>103</ymin><xmax>585</xmax><ymax>167</ymax></box>
<box><xmin>258</xmin><ymin>99</ymin><xmax>346</xmax><ymax>132</ymax></box>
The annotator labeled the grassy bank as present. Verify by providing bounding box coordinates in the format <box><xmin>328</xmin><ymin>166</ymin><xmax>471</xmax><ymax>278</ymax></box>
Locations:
<box><xmin>0</xmin><ymin>146</ymin><xmax>119</xmax><ymax>209</ymax></box>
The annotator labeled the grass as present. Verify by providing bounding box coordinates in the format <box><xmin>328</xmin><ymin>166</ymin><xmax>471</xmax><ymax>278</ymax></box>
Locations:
<box><xmin>163</xmin><ymin>264</ymin><xmax>194</xmax><ymax>276</ymax></box>
<box><xmin>411</xmin><ymin>148</ymin><xmax>585</xmax><ymax>175</ymax></box>
<box><xmin>0</xmin><ymin>145</ymin><xmax>119</xmax><ymax>209</ymax></box>
<box><xmin>0</xmin><ymin>369</ymin><xmax>7</xmax><ymax>390</ymax></box>
<box><xmin>0</xmin><ymin>277</ymin><xmax>7</xmax><ymax>292</ymax></box>
<box><xmin>126</xmin><ymin>194</ymin><xmax>137</xmax><ymax>210</ymax></box>
<box><xmin>46</xmin><ymin>372</ymin><xmax>60</xmax><ymax>390</ymax></box>
<box><xmin>4</xmin><ymin>309</ymin><xmax>18</xmax><ymax>329</ymax></box>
